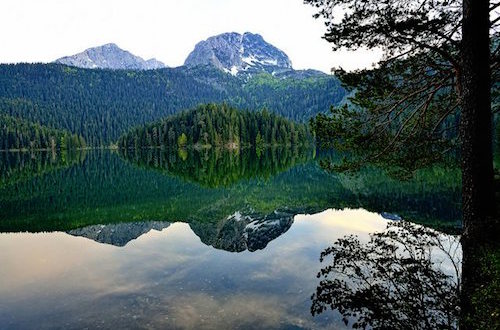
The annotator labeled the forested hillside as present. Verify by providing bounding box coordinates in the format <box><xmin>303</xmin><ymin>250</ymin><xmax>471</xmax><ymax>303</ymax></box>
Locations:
<box><xmin>0</xmin><ymin>63</ymin><xmax>345</xmax><ymax>146</ymax></box>
<box><xmin>118</xmin><ymin>103</ymin><xmax>311</xmax><ymax>149</ymax></box>
<box><xmin>0</xmin><ymin>114</ymin><xmax>85</xmax><ymax>150</ymax></box>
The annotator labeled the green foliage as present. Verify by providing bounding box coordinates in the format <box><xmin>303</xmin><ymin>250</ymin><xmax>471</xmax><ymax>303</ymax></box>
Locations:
<box><xmin>0</xmin><ymin>63</ymin><xmax>346</xmax><ymax>146</ymax></box>
<box><xmin>0</xmin><ymin>150</ymin><xmax>461</xmax><ymax>233</ymax></box>
<box><xmin>242</xmin><ymin>72</ymin><xmax>346</xmax><ymax>119</ymax></box>
<box><xmin>118</xmin><ymin>104</ymin><xmax>312</xmax><ymax>149</ymax></box>
<box><xmin>0</xmin><ymin>114</ymin><xmax>85</xmax><ymax>150</ymax></box>
<box><xmin>468</xmin><ymin>248</ymin><xmax>500</xmax><ymax>329</ymax></box>
<box><xmin>255</xmin><ymin>131</ymin><xmax>264</xmax><ymax>153</ymax></box>
<box><xmin>177</xmin><ymin>133</ymin><xmax>188</xmax><ymax>147</ymax></box>
<box><xmin>309</xmin><ymin>51</ymin><xmax>462</xmax><ymax>177</ymax></box>
<box><xmin>305</xmin><ymin>0</ymin><xmax>498</xmax><ymax>174</ymax></box>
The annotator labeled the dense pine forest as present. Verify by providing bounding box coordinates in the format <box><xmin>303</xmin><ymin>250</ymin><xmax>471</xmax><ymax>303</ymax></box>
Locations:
<box><xmin>0</xmin><ymin>63</ymin><xmax>345</xmax><ymax>146</ymax></box>
<box><xmin>118</xmin><ymin>103</ymin><xmax>311</xmax><ymax>149</ymax></box>
<box><xmin>0</xmin><ymin>114</ymin><xmax>85</xmax><ymax>150</ymax></box>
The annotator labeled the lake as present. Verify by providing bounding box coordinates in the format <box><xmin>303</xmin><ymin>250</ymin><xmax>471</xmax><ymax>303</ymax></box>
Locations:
<box><xmin>0</xmin><ymin>148</ymin><xmax>462</xmax><ymax>329</ymax></box>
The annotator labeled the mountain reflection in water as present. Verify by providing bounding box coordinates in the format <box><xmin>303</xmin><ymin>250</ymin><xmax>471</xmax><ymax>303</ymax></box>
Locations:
<box><xmin>0</xmin><ymin>209</ymin><xmax>462</xmax><ymax>330</ymax></box>
<box><xmin>65</xmin><ymin>209</ymin><xmax>294</xmax><ymax>253</ymax></box>
<box><xmin>0</xmin><ymin>149</ymin><xmax>462</xmax><ymax>329</ymax></box>
<box><xmin>67</xmin><ymin>221</ymin><xmax>172</xmax><ymax>247</ymax></box>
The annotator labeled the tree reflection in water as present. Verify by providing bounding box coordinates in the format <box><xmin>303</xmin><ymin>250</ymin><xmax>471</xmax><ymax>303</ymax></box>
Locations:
<box><xmin>311</xmin><ymin>221</ymin><xmax>461</xmax><ymax>329</ymax></box>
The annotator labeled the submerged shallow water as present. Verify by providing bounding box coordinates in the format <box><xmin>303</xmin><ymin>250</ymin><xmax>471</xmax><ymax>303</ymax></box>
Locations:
<box><xmin>0</xmin><ymin>149</ymin><xmax>462</xmax><ymax>329</ymax></box>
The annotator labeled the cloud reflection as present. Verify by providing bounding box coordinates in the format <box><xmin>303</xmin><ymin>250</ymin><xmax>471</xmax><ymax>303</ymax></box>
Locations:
<box><xmin>0</xmin><ymin>208</ymin><xmax>421</xmax><ymax>329</ymax></box>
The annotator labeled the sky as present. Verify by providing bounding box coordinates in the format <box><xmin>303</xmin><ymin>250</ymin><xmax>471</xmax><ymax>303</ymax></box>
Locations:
<box><xmin>0</xmin><ymin>0</ymin><xmax>381</xmax><ymax>73</ymax></box>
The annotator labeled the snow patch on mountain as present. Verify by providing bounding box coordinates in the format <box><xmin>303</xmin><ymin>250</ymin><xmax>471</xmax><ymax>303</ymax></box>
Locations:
<box><xmin>184</xmin><ymin>32</ymin><xmax>293</xmax><ymax>75</ymax></box>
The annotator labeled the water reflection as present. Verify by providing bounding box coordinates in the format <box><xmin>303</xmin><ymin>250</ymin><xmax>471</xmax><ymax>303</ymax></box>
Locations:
<box><xmin>65</xmin><ymin>211</ymin><xmax>294</xmax><ymax>253</ymax></box>
<box><xmin>190</xmin><ymin>210</ymin><xmax>295</xmax><ymax>253</ymax></box>
<box><xmin>0</xmin><ymin>148</ymin><xmax>466</xmax><ymax>329</ymax></box>
<box><xmin>119</xmin><ymin>146</ymin><xmax>313</xmax><ymax>188</ymax></box>
<box><xmin>0</xmin><ymin>150</ymin><xmax>461</xmax><ymax>233</ymax></box>
<box><xmin>0</xmin><ymin>150</ymin><xmax>86</xmax><ymax>188</ymax></box>
<box><xmin>64</xmin><ymin>211</ymin><xmax>295</xmax><ymax>253</ymax></box>
<box><xmin>67</xmin><ymin>221</ymin><xmax>171</xmax><ymax>247</ymax></box>
<box><xmin>2</xmin><ymin>209</ymin><xmax>435</xmax><ymax>329</ymax></box>
<box><xmin>311</xmin><ymin>221</ymin><xmax>461</xmax><ymax>329</ymax></box>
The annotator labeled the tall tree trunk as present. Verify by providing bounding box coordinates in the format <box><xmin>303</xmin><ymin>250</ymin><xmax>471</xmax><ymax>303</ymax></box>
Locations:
<box><xmin>460</xmin><ymin>0</ymin><xmax>497</xmax><ymax>328</ymax></box>
<box><xmin>461</xmin><ymin>0</ymin><xmax>494</xmax><ymax>241</ymax></box>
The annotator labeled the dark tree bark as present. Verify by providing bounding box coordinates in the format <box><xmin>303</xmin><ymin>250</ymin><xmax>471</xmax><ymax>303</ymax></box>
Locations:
<box><xmin>460</xmin><ymin>0</ymin><xmax>498</xmax><ymax>328</ymax></box>
<box><xmin>460</xmin><ymin>0</ymin><xmax>495</xmax><ymax>242</ymax></box>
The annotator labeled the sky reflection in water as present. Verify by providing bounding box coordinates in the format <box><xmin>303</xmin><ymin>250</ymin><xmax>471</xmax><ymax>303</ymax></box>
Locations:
<box><xmin>0</xmin><ymin>209</ymin><xmax>402</xmax><ymax>330</ymax></box>
<box><xmin>0</xmin><ymin>150</ymin><xmax>461</xmax><ymax>329</ymax></box>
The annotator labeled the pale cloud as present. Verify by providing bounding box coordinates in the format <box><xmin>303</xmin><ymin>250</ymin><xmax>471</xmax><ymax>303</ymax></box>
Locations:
<box><xmin>0</xmin><ymin>0</ymin><xmax>381</xmax><ymax>72</ymax></box>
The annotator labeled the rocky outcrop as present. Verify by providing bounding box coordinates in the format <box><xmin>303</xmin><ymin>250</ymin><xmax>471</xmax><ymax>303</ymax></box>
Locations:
<box><xmin>184</xmin><ymin>32</ymin><xmax>293</xmax><ymax>76</ymax></box>
<box><xmin>55</xmin><ymin>43</ymin><xmax>165</xmax><ymax>70</ymax></box>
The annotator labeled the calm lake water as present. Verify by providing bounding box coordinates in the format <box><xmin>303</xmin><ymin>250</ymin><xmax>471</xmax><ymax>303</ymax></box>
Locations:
<box><xmin>0</xmin><ymin>148</ymin><xmax>462</xmax><ymax>329</ymax></box>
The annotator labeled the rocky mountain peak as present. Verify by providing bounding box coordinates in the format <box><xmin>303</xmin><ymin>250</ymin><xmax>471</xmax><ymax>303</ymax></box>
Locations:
<box><xmin>184</xmin><ymin>32</ymin><xmax>292</xmax><ymax>75</ymax></box>
<box><xmin>55</xmin><ymin>43</ymin><xmax>166</xmax><ymax>70</ymax></box>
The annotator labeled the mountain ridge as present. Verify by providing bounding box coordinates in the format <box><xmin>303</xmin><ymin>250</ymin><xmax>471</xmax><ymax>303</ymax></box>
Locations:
<box><xmin>55</xmin><ymin>43</ymin><xmax>166</xmax><ymax>70</ymax></box>
<box><xmin>184</xmin><ymin>32</ymin><xmax>293</xmax><ymax>76</ymax></box>
<box><xmin>52</xmin><ymin>32</ymin><xmax>327</xmax><ymax>77</ymax></box>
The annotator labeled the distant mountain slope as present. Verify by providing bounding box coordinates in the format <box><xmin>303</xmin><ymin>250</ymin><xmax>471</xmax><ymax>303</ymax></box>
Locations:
<box><xmin>0</xmin><ymin>63</ymin><xmax>345</xmax><ymax>146</ymax></box>
<box><xmin>55</xmin><ymin>43</ymin><xmax>166</xmax><ymax>70</ymax></box>
<box><xmin>185</xmin><ymin>32</ymin><xmax>294</xmax><ymax>76</ymax></box>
